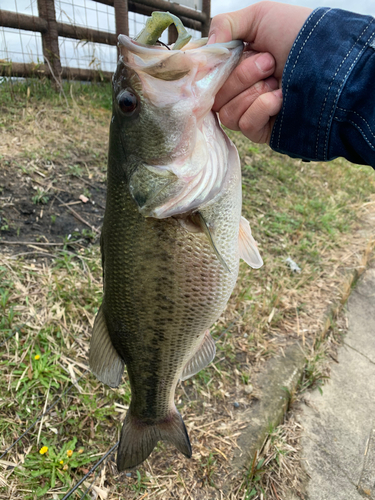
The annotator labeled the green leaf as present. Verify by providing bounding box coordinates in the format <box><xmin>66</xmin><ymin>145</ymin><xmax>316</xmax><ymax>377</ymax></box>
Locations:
<box><xmin>51</xmin><ymin>466</ymin><xmax>56</xmax><ymax>488</ymax></box>
<box><xmin>256</xmin><ymin>458</ymin><xmax>265</xmax><ymax>470</ymax></box>
<box><xmin>36</xmin><ymin>484</ymin><xmax>50</xmax><ymax>497</ymax></box>
<box><xmin>40</xmin><ymin>378</ymin><xmax>51</xmax><ymax>390</ymax></box>
<box><xmin>65</xmin><ymin>436</ymin><xmax>77</xmax><ymax>452</ymax></box>
<box><xmin>31</xmin><ymin>469</ymin><xmax>51</xmax><ymax>478</ymax></box>
<box><xmin>56</xmin><ymin>468</ymin><xmax>66</xmax><ymax>482</ymax></box>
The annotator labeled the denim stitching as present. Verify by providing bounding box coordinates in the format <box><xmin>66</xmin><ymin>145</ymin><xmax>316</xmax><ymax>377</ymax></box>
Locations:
<box><xmin>337</xmin><ymin>107</ymin><xmax>375</xmax><ymax>140</ymax></box>
<box><xmin>274</xmin><ymin>8</ymin><xmax>331</xmax><ymax>149</ymax></box>
<box><xmin>324</xmin><ymin>26</ymin><xmax>375</xmax><ymax>158</ymax></box>
<box><xmin>315</xmin><ymin>24</ymin><xmax>372</xmax><ymax>159</ymax></box>
<box><xmin>334</xmin><ymin>117</ymin><xmax>375</xmax><ymax>151</ymax></box>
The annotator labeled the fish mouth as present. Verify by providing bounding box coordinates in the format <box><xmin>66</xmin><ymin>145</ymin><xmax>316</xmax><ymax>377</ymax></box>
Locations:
<box><xmin>118</xmin><ymin>34</ymin><xmax>242</xmax><ymax>52</ymax></box>
<box><xmin>118</xmin><ymin>34</ymin><xmax>243</xmax><ymax>68</ymax></box>
<box><xmin>116</xmin><ymin>34</ymin><xmax>243</xmax><ymax>117</ymax></box>
<box><xmin>116</xmin><ymin>30</ymin><xmax>243</xmax><ymax>112</ymax></box>
<box><xmin>119</xmin><ymin>10</ymin><xmax>242</xmax><ymax>58</ymax></box>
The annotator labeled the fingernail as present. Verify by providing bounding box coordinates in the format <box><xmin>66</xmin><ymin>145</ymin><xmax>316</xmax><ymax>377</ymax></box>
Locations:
<box><xmin>273</xmin><ymin>89</ymin><xmax>283</xmax><ymax>99</ymax></box>
<box><xmin>255</xmin><ymin>53</ymin><xmax>274</xmax><ymax>73</ymax></box>
<box><xmin>207</xmin><ymin>33</ymin><xmax>216</xmax><ymax>45</ymax></box>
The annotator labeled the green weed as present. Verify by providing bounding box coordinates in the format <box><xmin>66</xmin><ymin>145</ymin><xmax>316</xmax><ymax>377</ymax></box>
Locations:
<box><xmin>0</xmin><ymin>78</ymin><xmax>112</xmax><ymax>111</ymax></box>
<box><xmin>15</xmin><ymin>437</ymin><xmax>93</xmax><ymax>498</ymax></box>
<box><xmin>68</xmin><ymin>164</ymin><xmax>83</xmax><ymax>177</ymax></box>
<box><xmin>131</xmin><ymin>470</ymin><xmax>150</xmax><ymax>493</ymax></box>
<box><xmin>32</xmin><ymin>188</ymin><xmax>49</xmax><ymax>205</ymax></box>
<box><xmin>11</xmin><ymin>350</ymin><xmax>70</xmax><ymax>397</ymax></box>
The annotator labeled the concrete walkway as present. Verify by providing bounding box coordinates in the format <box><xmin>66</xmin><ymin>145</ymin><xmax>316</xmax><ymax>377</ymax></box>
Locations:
<box><xmin>289</xmin><ymin>263</ymin><xmax>375</xmax><ymax>500</ymax></box>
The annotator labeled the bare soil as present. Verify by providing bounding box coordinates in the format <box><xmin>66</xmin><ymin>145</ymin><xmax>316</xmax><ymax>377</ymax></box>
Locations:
<box><xmin>0</xmin><ymin>156</ymin><xmax>106</xmax><ymax>252</ymax></box>
<box><xmin>0</xmin><ymin>91</ymin><xmax>110</xmax><ymax>256</ymax></box>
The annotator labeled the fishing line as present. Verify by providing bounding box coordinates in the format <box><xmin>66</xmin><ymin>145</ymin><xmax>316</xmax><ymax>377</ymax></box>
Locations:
<box><xmin>0</xmin><ymin>319</ymin><xmax>31</xmax><ymax>350</ymax></box>
<box><xmin>61</xmin><ymin>441</ymin><xmax>119</xmax><ymax>500</ymax></box>
<box><xmin>0</xmin><ymin>369</ymin><xmax>89</xmax><ymax>460</ymax></box>
<box><xmin>216</xmin><ymin>320</ymin><xmax>237</xmax><ymax>342</ymax></box>
<box><xmin>77</xmin><ymin>441</ymin><xmax>119</xmax><ymax>500</ymax></box>
<box><xmin>0</xmin><ymin>329</ymin><xmax>18</xmax><ymax>349</ymax></box>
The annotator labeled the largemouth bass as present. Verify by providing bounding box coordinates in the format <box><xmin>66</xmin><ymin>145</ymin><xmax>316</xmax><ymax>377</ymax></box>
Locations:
<box><xmin>89</xmin><ymin>13</ymin><xmax>263</xmax><ymax>471</ymax></box>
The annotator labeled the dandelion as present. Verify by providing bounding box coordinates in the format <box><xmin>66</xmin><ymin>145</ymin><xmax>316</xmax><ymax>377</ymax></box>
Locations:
<box><xmin>39</xmin><ymin>446</ymin><xmax>48</xmax><ymax>455</ymax></box>
<box><xmin>34</xmin><ymin>354</ymin><xmax>40</xmax><ymax>360</ymax></box>
<box><xmin>60</xmin><ymin>460</ymin><xmax>64</xmax><ymax>465</ymax></box>
<box><xmin>67</xmin><ymin>449</ymin><xmax>73</xmax><ymax>457</ymax></box>
<box><xmin>78</xmin><ymin>448</ymin><xmax>84</xmax><ymax>454</ymax></box>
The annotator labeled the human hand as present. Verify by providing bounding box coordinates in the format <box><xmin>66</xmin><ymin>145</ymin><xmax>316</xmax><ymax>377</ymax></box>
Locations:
<box><xmin>209</xmin><ymin>1</ymin><xmax>312</xmax><ymax>144</ymax></box>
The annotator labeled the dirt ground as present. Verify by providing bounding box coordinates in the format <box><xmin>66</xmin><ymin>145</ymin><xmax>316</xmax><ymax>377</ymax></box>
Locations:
<box><xmin>0</xmin><ymin>154</ymin><xmax>106</xmax><ymax>253</ymax></box>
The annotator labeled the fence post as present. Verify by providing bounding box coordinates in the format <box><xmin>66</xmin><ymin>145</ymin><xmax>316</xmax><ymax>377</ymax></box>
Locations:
<box><xmin>114</xmin><ymin>0</ymin><xmax>129</xmax><ymax>55</ymax></box>
<box><xmin>201</xmin><ymin>0</ymin><xmax>211</xmax><ymax>37</ymax></box>
<box><xmin>37</xmin><ymin>0</ymin><xmax>62</xmax><ymax>88</ymax></box>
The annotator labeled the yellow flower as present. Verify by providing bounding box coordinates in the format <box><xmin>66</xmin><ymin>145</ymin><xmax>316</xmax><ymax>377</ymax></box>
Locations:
<box><xmin>34</xmin><ymin>355</ymin><xmax>40</xmax><ymax>360</ymax></box>
<box><xmin>67</xmin><ymin>449</ymin><xmax>73</xmax><ymax>457</ymax></box>
<box><xmin>60</xmin><ymin>460</ymin><xmax>64</xmax><ymax>465</ymax></box>
<box><xmin>39</xmin><ymin>446</ymin><xmax>48</xmax><ymax>455</ymax></box>
<box><xmin>78</xmin><ymin>448</ymin><xmax>84</xmax><ymax>454</ymax></box>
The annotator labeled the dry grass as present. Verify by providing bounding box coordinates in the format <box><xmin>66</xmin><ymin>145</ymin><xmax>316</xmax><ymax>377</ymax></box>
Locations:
<box><xmin>1</xmin><ymin>79</ymin><xmax>375</xmax><ymax>499</ymax></box>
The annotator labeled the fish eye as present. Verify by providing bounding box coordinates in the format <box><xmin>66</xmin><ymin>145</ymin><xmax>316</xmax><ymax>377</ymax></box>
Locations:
<box><xmin>118</xmin><ymin>90</ymin><xmax>139</xmax><ymax>116</ymax></box>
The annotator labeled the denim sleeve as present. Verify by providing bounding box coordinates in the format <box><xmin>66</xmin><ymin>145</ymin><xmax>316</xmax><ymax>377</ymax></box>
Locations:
<box><xmin>270</xmin><ymin>8</ymin><xmax>375</xmax><ymax>167</ymax></box>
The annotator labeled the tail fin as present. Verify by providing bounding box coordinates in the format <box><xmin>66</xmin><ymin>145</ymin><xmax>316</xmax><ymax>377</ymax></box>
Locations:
<box><xmin>117</xmin><ymin>408</ymin><xmax>192</xmax><ymax>471</ymax></box>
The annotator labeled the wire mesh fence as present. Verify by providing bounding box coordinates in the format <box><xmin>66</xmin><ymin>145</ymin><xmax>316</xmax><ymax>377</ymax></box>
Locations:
<box><xmin>1</xmin><ymin>0</ymin><xmax>44</xmax><ymax>66</ymax></box>
<box><xmin>0</xmin><ymin>0</ymin><xmax>207</xmax><ymax>80</ymax></box>
<box><xmin>56</xmin><ymin>0</ymin><xmax>117</xmax><ymax>72</ymax></box>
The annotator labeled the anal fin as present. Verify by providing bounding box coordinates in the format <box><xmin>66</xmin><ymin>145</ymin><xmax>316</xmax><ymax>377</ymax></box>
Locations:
<box><xmin>180</xmin><ymin>331</ymin><xmax>216</xmax><ymax>381</ymax></box>
<box><xmin>89</xmin><ymin>305</ymin><xmax>125</xmax><ymax>388</ymax></box>
<box><xmin>239</xmin><ymin>216</ymin><xmax>263</xmax><ymax>269</ymax></box>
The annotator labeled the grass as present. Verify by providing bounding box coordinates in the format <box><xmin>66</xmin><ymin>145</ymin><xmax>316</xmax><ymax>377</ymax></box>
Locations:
<box><xmin>1</xmin><ymin>78</ymin><xmax>375</xmax><ymax>499</ymax></box>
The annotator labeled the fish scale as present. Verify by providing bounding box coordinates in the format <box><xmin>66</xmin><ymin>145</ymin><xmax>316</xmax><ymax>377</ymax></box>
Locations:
<box><xmin>89</xmin><ymin>15</ymin><xmax>263</xmax><ymax>471</ymax></box>
<box><xmin>102</xmin><ymin>152</ymin><xmax>239</xmax><ymax>414</ymax></box>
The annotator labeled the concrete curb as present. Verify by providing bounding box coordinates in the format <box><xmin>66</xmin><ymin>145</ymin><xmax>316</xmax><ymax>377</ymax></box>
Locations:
<box><xmin>230</xmin><ymin>260</ymin><xmax>371</xmax><ymax>477</ymax></box>
<box><xmin>233</xmin><ymin>343</ymin><xmax>305</xmax><ymax>471</ymax></box>
<box><xmin>284</xmin><ymin>262</ymin><xmax>375</xmax><ymax>500</ymax></box>
<box><xmin>227</xmin><ymin>210</ymin><xmax>375</xmax><ymax>487</ymax></box>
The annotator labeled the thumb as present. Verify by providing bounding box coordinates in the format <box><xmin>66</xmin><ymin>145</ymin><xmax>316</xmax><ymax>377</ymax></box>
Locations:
<box><xmin>208</xmin><ymin>5</ymin><xmax>260</xmax><ymax>44</ymax></box>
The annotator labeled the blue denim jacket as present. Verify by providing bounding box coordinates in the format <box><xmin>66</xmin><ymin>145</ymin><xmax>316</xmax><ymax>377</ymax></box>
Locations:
<box><xmin>270</xmin><ymin>8</ymin><xmax>375</xmax><ymax>168</ymax></box>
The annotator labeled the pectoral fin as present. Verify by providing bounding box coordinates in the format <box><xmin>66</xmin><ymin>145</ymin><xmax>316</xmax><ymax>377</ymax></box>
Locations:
<box><xmin>195</xmin><ymin>212</ymin><xmax>231</xmax><ymax>273</ymax></box>
<box><xmin>89</xmin><ymin>306</ymin><xmax>125</xmax><ymax>388</ymax></box>
<box><xmin>239</xmin><ymin>216</ymin><xmax>263</xmax><ymax>269</ymax></box>
<box><xmin>180</xmin><ymin>331</ymin><xmax>216</xmax><ymax>381</ymax></box>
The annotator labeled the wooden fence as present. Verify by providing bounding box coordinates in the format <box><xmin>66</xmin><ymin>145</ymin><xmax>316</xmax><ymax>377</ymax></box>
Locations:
<box><xmin>0</xmin><ymin>0</ymin><xmax>210</xmax><ymax>82</ymax></box>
